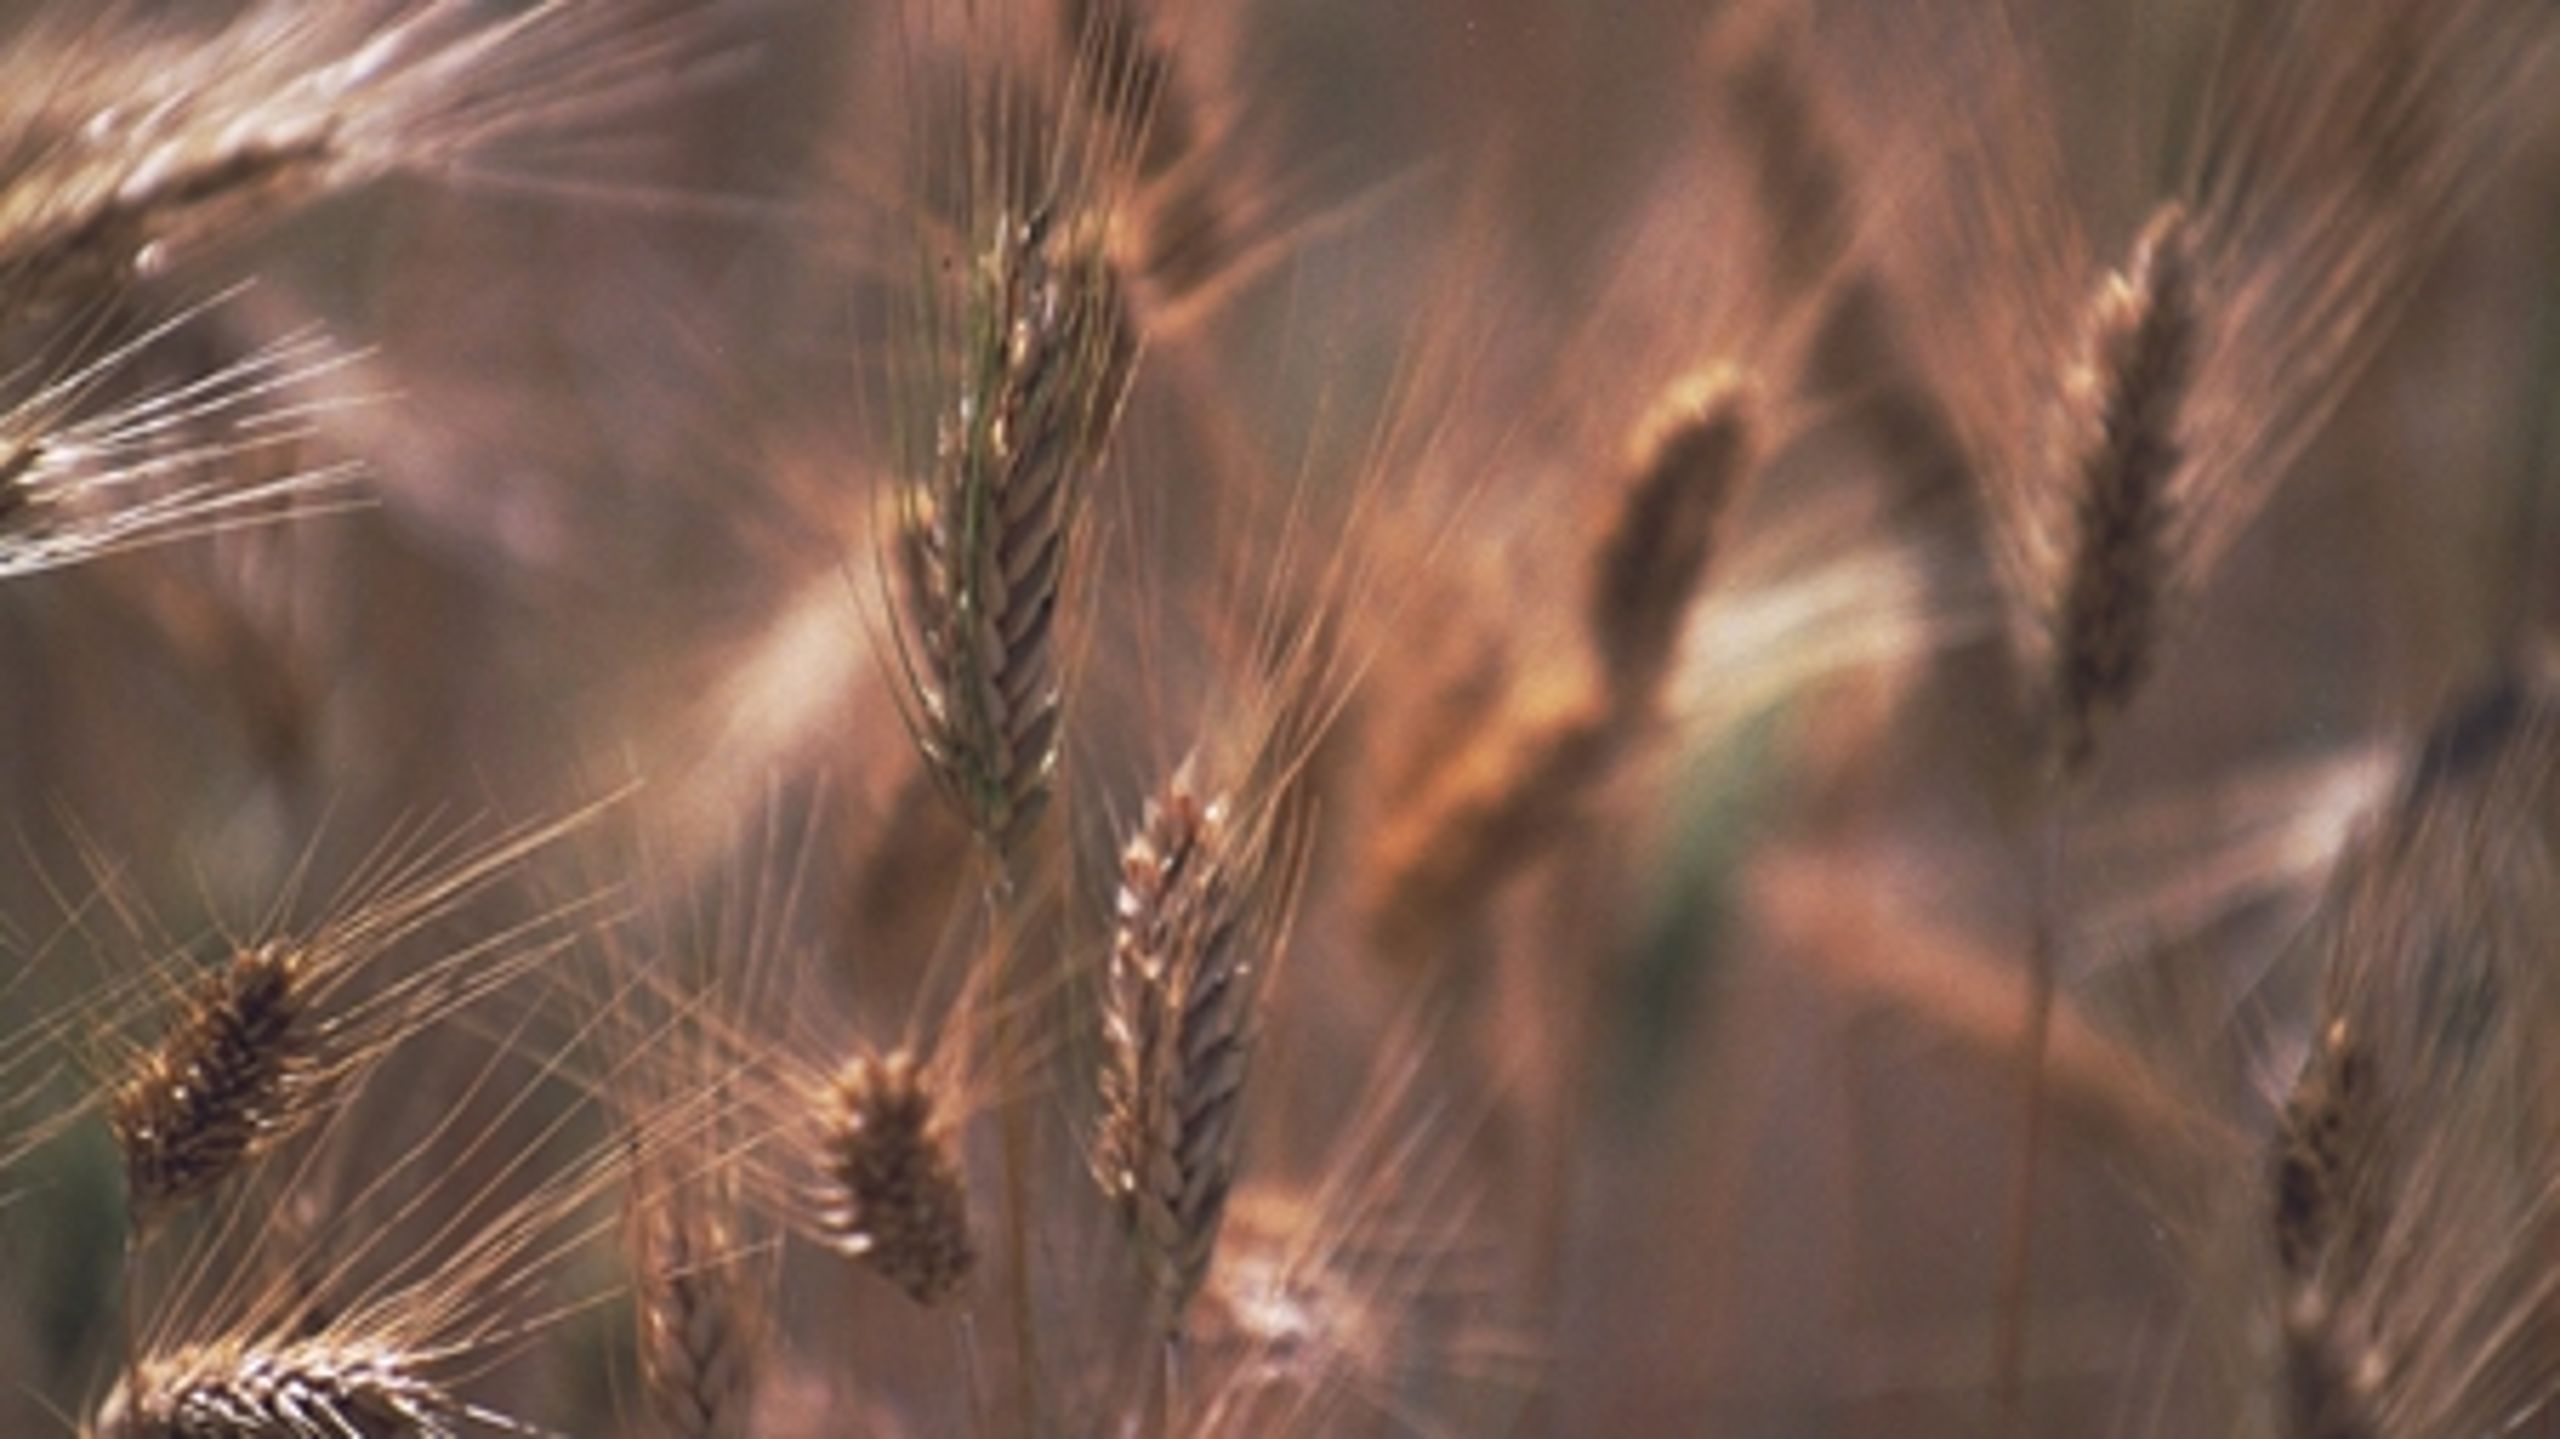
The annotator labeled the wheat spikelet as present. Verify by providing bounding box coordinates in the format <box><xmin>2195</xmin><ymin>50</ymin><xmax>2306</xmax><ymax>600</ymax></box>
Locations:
<box><xmin>2044</xmin><ymin>203</ymin><xmax>2197</xmax><ymax>771</ymax></box>
<box><xmin>1097</xmin><ymin>763</ymin><xmax>1275</xmax><ymax>1334</ymax></box>
<box><xmin>813</xmin><ymin>1049</ymin><xmax>975</xmax><ymax>1307</ymax></box>
<box><xmin>2270</xmin><ymin>1019</ymin><xmax>2371</xmax><ymax>1285</ymax></box>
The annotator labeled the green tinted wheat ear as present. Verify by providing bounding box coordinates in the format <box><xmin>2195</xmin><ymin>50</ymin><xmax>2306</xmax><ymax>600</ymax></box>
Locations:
<box><xmin>1098</xmin><ymin>765</ymin><xmax>1271</xmax><ymax>1334</ymax></box>
<box><xmin>2045</xmin><ymin>204</ymin><xmax>2198</xmax><ymax>772</ymax></box>
<box><xmin>814</xmin><ymin>1050</ymin><xmax>975</xmax><ymax>1307</ymax></box>
<box><xmin>897</xmin><ymin>205</ymin><xmax>1137</xmax><ymax>853</ymax></box>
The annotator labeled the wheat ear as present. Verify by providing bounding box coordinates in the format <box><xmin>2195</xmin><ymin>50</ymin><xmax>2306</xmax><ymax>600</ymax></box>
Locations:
<box><xmin>102</xmin><ymin>804</ymin><xmax>610</xmax><ymax>1232</ymax></box>
<box><xmin>1364</xmin><ymin>369</ymin><xmax>1759</xmax><ymax>955</ymax></box>
<box><xmin>1097</xmin><ymin>763</ymin><xmax>1277</xmax><ymax>1334</ymax></box>
<box><xmin>94</xmin><ymin>1339</ymin><xmax>549</xmax><ymax>1438</ymax></box>
<box><xmin>107</xmin><ymin>942</ymin><xmax>318</xmax><ymax>1232</ymax></box>
<box><xmin>2042</xmin><ymin>203</ymin><xmax>2199</xmax><ymax>770</ymax></box>
<box><xmin>813</xmin><ymin>1049</ymin><xmax>976</xmax><ymax>1307</ymax></box>
<box><xmin>630</xmin><ymin>1182</ymin><xmax>764</xmax><ymax>1439</ymax></box>
<box><xmin>2258</xmin><ymin>679</ymin><xmax>2560</xmax><ymax>1436</ymax></box>
<box><xmin>896</xmin><ymin>203</ymin><xmax>1137</xmax><ymax>854</ymax></box>
<box><xmin>0</xmin><ymin>2</ymin><xmax>715</xmax><ymax>339</ymax></box>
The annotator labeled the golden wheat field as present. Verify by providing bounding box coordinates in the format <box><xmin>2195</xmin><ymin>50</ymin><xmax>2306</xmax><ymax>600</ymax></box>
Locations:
<box><xmin>2</xmin><ymin>0</ymin><xmax>2559</xmax><ymax>1434</ymax></box>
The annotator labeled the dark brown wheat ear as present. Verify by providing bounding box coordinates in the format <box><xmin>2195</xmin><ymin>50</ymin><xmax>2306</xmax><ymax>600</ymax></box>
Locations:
<box><xmin>812</xmin><ymin>1047</ymin><xmax>977</xmax><ymax>1308</ymax></box>
<box><xmin>100</xmin><ymin>803</ymin><xmax>613</xmax><ymax>1233</ymax></box>
<box><xmin>107</xmin><ymin>941</ymin><xmax>319</xmax><ymax>1233</ymax></box>
<box><xmin>2042</xmin><ymin>203</ymin><xmax>2198</xmax><ymax>774</ymax></box>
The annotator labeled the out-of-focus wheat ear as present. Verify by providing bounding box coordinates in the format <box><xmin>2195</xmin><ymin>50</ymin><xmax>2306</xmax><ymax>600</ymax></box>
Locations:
<box><xmin>812</xmin><ymin>1049</ymin><xmax>975</xmax><ymax>1307</ymax></box>
<box><xmin>2269</xmin><ymin>1019</ymin><xmax>2372</xmax><ymax>1286</ymax></box>
<box><xmin>1359</xmin><ymin>699</ymin><xmax>1617</xmax><ymax>961</ymax></box>
<box><xmin>1363</xmin><ymin>368</ymin><xmax>1757</xmax><ymax>960</ymax></box>
<box><xmin>0</xmin><ymin>314</ymin><xmax>363</xmax><ymax>581</ymax></box>
<box><xmin>630</xmin><ymin>1178</ymin><xmax>766</xmax><ymax>1439</ymax></box>
<box><xmin>1055</xmin><ymin>0</ymin><xmax>1237</xmax><ymax>307</ymax></box>
<box><xmin>107</xmin><ymin>942</ymin><xmax>316</xmax><ymax>1234</ymax></box>
<box><xmin>1096</xmin><ymin>763</ymin><xmax>1281</xmax><ymax>1335</ymax></box>
<box><xmin>2043</xmin><ymin>202</ymin><xmax>2199</xmax><ymax>773</ymax></box>
<box><xmin>0</xmin><ymin>1</ymin><xmax>727</xmax><ymax>340</ymax></box>
<box><xmin>892</xmin><ymin>205</ymin><xmax>1139</xmax><ymax>857</ymax></box>
<box><xmin>92</xmin><ymin>1339</ymin><xmax>544</xmax><ymax>1438</ymax></box>
<box><xmin>1586</xmin><ymin>367</ymin><xmax>1761</xmax><ymax>708</ymax></box>
<box><xmin>2237</xmin><ymin>677</ymin><xmax>2560</xmax><ymax>1436</ymax></box>
<box><xmin>2271</xmin><ymin>1023</ymin><xmax>2381</xmax><ymax>1439</ymax></box>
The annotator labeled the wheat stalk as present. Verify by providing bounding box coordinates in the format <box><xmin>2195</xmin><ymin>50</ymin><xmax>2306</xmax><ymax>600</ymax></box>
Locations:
<box><xmin>0</xmin><ymin>1</ymin><xmax>716</xmax><ymax>339</ymax></box>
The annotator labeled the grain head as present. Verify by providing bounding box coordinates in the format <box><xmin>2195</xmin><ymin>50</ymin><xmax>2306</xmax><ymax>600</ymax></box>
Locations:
<box><xmin>814</xmin><ymin>1048</ymin><xmax>976</xmax><ymax>1308</ymax></box>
